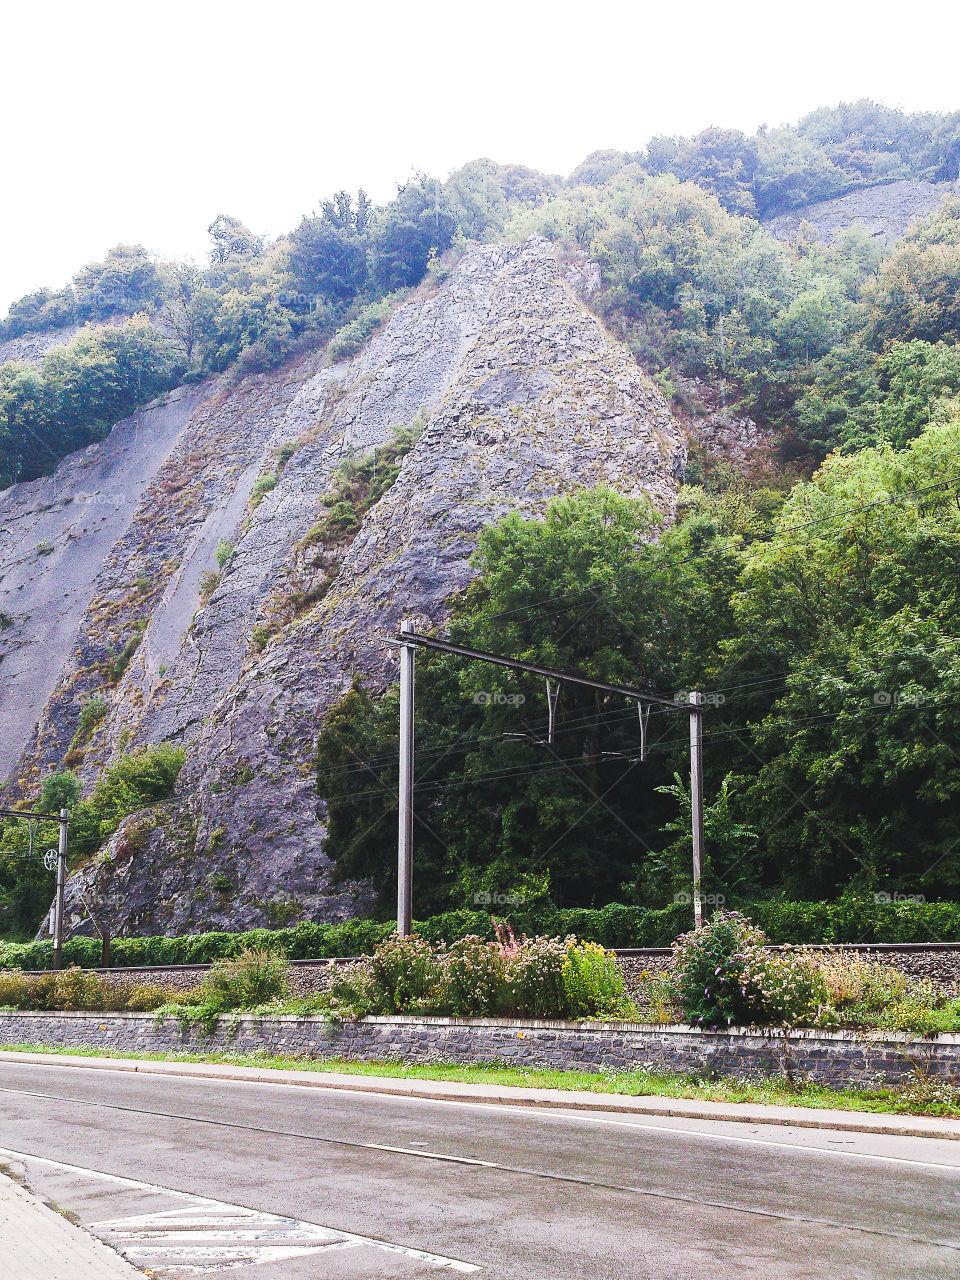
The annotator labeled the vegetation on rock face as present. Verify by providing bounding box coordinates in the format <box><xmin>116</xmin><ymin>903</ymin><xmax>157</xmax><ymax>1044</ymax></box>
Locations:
<box><xmin>0</xmin><ymin>743</ymin><xmax>185</xmax><ymax>938</ymax></box>
<box><xmin>303</xmin><ymin>425</ymin><xmax>421</xmax><ymax>547</ymax></box>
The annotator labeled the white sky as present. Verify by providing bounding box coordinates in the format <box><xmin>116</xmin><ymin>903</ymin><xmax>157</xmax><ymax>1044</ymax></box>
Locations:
<box><xmin>2</xmin><ymin>0</ymin><xmax>959</xmax><ymax>314</ymax></box>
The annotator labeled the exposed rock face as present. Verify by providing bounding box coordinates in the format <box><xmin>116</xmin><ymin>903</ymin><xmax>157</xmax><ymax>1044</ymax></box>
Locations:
<box><xmin>763</xmin><ymin>179</ymin><xmax>954</xmax><ymax>245</ymax></box>
<box><xmin>0</xmin><ymin>313</ymin><xmax>130</xmax><ymax>368</ymax></box>
<box><xmin>0</xmin><ymin>385</ymin><xmax>205</xmax><ymax>781</ymax></box>
<box><xmin>2</xmin><ymin>238</ymin><xmax>686</xmax><ymax>938</ymax></box>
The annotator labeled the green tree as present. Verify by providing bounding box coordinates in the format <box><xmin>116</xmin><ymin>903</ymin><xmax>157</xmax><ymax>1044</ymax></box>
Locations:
<box><xmin>317</xmin><ymin>488</ymin><xmax>747</xmax><ymax>915</ymax></box>
<box><xmin>730</xmin><ymin>419</ymin><xmax>960</xmax><ymax>896</ymax></box>
<box><xmin>370</xmin><ymin>177</ymin><xmax>457</xmax><ymax>291</ymax></box>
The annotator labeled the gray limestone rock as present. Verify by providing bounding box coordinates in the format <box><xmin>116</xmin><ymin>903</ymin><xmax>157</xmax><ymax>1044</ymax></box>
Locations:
<box><xmin>3</xmin><ymin>239</ymin><xmax>686</xmax><ymax>937</ymax></box>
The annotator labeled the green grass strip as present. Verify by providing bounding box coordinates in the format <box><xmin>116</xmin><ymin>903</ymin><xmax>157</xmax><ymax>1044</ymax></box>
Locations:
<box><xmin>2</xmin><ymin>1042</ymin><xmax>958</xmax><ymax>1118</ymax></box>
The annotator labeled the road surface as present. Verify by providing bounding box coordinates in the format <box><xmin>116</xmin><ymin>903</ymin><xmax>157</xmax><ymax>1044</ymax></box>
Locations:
<box><xmin>0</xmin><ymin>1059</ymin><xmax>958</xmax><ymax>1278</ymax></box>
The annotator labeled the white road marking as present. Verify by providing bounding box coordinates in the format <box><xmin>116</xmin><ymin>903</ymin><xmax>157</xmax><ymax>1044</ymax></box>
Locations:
<box><xmin>366</xmin><ymin>1142</ymin><xmax>498</xmax><ymax>1167</ymax></box>
<box><xmin>5</xmin><ymin>1073</ymin><xmax>960</xmax><ymax>1174</ymax></box>
<box><xmin>278</xmin><ymin>1084</ymin><xmax>960</xmax><ymax>1174</ymax></box>
<box><xmin>0</xmin><ymin>1146</ymin><xmax>481</xmax><ymax>1273</ymax></box>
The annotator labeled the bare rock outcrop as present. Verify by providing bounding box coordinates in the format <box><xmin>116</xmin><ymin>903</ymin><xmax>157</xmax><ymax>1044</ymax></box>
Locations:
<box><xmin>3</xmin><ymin>238</ymin><xmax>686</xmax><ymax>937</ymax></box>
<box><xmin>763</xmin><ymin>179</ymin><xmax>954</xmax><ymax>246</ymax></box>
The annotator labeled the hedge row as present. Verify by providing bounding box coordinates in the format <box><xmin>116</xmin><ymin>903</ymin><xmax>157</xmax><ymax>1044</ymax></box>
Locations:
<box><xmin>2</xmin><ymin>898</ymin><xmax>958</xmax><ymax>971</ymax></box>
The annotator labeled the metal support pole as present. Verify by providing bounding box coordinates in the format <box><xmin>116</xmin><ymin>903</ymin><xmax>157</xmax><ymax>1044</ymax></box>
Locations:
<box><xmin>53</xmin><ymin>807</ymin><xmax>67</xmax><ymax>971</ymax></box>
<box><xmin>689</xmin><ymin>693</ymin><xmax>705</xmax><ymax>928</ymax></box>
<box><xmin>397</xmin><ymin>621</ymin><xmax>416</xmax><ymax>936</ymax></box>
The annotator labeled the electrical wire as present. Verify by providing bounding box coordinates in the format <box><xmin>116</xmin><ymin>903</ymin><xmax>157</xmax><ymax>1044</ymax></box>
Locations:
<box><xmin>317</xmin><ymin>689</ymin><xmax>959</xmax><ymax>807</ymax></box>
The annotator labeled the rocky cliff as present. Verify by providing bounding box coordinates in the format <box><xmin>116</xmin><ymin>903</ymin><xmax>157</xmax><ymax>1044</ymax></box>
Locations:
<box><xmin>763</xmin><ymin>178</ymin><xmax>955</xmax><ymax>245</ymax></box>
<box><xmin>1</xmin><ymin>237</ymin><xmax>686</xmax><ymax>937</ymax></box>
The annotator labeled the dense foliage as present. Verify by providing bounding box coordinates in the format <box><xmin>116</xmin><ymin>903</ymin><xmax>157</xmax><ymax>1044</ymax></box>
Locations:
<box><xmin>3</xmin><ymin>897</ymin><xmax>958</xmax><ymax>972</ymax></box>
<box><xmin>310</xmin><ymin>930</ymin><xmax>632</xmax><ymax>1021</ymax></box>
<box><xmin>6</xmin><ymin>100</ymin><xmax>960</xmax><ymax>489</ymax></box>
<box><xmin>317</xmin><ymin>442</ymin><xmax>960</xmax><ymax>915</ymax></box>
<box><xmin>0</xmin><ymin>744</ymin><xmax>184</xmax><ymax>939</ymax></box>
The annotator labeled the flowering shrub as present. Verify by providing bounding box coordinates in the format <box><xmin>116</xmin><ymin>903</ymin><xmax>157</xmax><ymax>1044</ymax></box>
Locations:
<box><xmin>436</xmin><ymin>936</ymin><xmax>504</xmax><ymax>1016</ymax></box>
<box><xmin>812</xmin><ymin>951</ymin><xmax>960</xmax><ymax>1035</ymax></box>
<box><xmin>314</xmin><ymin>929</ymin><xmax>632</xmax><ymax>1021</ymax></box>
<box><xmin>672</xmin><ymin>912</ymin><xmax>768</xmax><ymax>1029</ymax></box>
<box><xmin>738</xmin><ymin>947</ymin><xmax>830</xmax><ymax>1027</ymax></box>
<box><xmin>497</xmin><ymin>934</ymin><xmax>571</xmax><ymax>1018</ymax></box>
<box><xmin>367</xmin><ymin>935</ymin><xmax>440</xmax><ymax>1012</ymax></box>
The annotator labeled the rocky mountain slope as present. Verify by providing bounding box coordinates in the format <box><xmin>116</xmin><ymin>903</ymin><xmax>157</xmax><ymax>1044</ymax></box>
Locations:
<box><xmin>762</xmin><ymin>178</ymin><xmax>955</xmax><ymax>245</ymax></box>
<box><xmin>1</xmin><ymin>238</ymin><xmax>686</xmax><ymax>937</ymax></box>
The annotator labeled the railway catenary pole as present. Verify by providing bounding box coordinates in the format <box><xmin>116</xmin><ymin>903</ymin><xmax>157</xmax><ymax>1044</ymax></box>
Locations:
<box><xmin>0</xmin><ymin>806</ymin><xmax>70</xmax><ymax>969</ymax></box>
<box><xmin>397</xmin><ymin>621</ymin><xmax>416</xmax><ymax>936</ymax></box>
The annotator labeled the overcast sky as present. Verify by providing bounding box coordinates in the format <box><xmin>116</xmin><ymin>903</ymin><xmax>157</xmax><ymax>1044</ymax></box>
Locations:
<box><xmin>2</xmin><ymin>0</ymin><xmax>958</xmax><ymax>314</ymax></box>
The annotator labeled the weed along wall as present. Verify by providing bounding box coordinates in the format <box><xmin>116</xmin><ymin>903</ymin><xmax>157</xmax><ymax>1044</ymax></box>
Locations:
<box><xmin>2</xmin><ymin>1012</ymin><xmax>959</xmax><ymax>1088</ymax></box>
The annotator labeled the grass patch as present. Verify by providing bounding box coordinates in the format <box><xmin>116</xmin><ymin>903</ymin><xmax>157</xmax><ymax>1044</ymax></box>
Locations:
<box><xmin>2</xmin><ymin>1042</ymin><xmax>958</xmax><ymax>1118</ymax></box>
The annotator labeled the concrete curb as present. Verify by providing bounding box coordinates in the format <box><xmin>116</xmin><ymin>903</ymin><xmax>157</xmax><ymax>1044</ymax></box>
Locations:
<box><xmin>2</xmin><ymin>1048</ymin><xmax>959</xmax><ymax>1142</ymax></box>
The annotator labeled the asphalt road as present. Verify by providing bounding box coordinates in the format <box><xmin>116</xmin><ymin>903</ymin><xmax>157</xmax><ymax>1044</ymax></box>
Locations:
<box><xmin>0</xmin><ymin>1061</ymin><xmax>958</xmax><ymax>1279</ymax></box>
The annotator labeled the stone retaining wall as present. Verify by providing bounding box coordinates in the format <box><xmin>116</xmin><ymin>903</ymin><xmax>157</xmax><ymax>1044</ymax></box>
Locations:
<box><xmin>1</xmin><ymin>1011</ymin><xmax>957</xmax><ymax>1088</ymax></box>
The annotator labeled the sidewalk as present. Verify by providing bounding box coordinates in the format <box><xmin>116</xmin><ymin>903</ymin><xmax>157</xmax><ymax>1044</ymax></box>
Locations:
<box><xmin>3</xmin><ymin>1048</ymin><xmax>960</xmax><ymax>1141</ymax></box>
<box><xmin>0</xmin><ymin>1169</ymin><xmax>142</xmax><ymax>1278</ymax></box>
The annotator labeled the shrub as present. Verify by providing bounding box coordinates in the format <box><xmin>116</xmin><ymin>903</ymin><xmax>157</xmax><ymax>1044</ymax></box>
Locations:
<box><xmin>0</xmin><ymin>969</ymin><xmax>29</xmax><ymax>1008</ymax></box>
<box><xmin>367</xmin><ymin>934</ymin><xmax>439</xmax><ymax>1012</ymax></box>
<box><xmin>51</xmin><ymin>967</ymin><xmax>108</xmax><ymax>1011</ymax></box>
<box><xmin>0</xmin><ymin>966</ymin><xmax>177</xmax><ymax>1011</ymax></box>
<box><xmin>313</xmin><ymin>929</ymin><xmax>632</xmax><ymax>1021</ymax></box>
<box><xmin>672</xmin><ymin>912</ymin><xmax>768</xmax><ymax>1029</ymax></box>
<box><xmin>561</xmin><ymin>940</ymin><xmax>629</xmax><ymax>1019</ymax></box>
<box><xmin>123</xmin><ymin>983</ymin><xmax>182</xmax><ymax>1012</ymax></box>
<box><xmin>737</xmin><ymin>947</ymin><xmax>830</xmax><ymax>1028</ymax></box>
<box><xmin>813</xmin><ymin>951</ymin><xmax>960</xmax><ymax>1035</ymax></box>
<box><xmin>249</xmin><ymin>473</ymin><xmax>278</xmax><ymax>509</ymax></box>
<box><xmin>198</xmin><ymin>569</ymin><xmax>219</xmax><ymax>600</ymax></box>
<box><xmin>436</xmin><ymin>936</ymin><xmax>504</xmax><ymax>1016</ymax></box>
<box><xmin>199</xmin><ymin>947</ymin><xmax>287</xmax><ymax>1011</ymax></box>
<box><xmin>495</xmin><ymin>931</ymin><xmax>570</xmax><ymax>1019</ymax></box>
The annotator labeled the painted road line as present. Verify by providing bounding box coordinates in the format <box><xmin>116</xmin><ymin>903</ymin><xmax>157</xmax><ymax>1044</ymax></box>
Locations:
<box><xmin>0</xmin><ymin>1146</ymin><xmax>481</xmax><ymax>1273</ymax></box>
<box><xmin>366</xmin><ymin>1142</ymin><xmax>499</xmax><ymax>1167</ymax></box>
<box><xmin>6</xmin><ymin>1078</ymin><xmax>958</xmax><ymax>1176</ymax></box>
